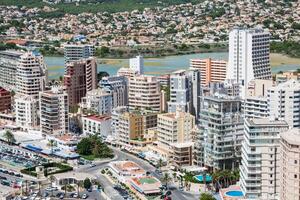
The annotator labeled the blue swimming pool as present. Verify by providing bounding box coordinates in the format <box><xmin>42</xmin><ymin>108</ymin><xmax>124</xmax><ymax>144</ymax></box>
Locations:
<box><xmin>194</xmin><ymin>174</ymin><xmax>212</xmax><ymax>182</ymax></box>
<box><xmin>225</xmin><ymin>190</ymin><xmax>244</xmax><ymax>197</ymax></box>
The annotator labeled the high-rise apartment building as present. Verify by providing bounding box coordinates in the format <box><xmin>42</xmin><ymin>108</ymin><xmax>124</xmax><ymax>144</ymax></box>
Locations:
<box><xmin>16</xmin><ymin>52</ymin><xmax>47</xmax><ymax>98</ymax></box>
<box><xmin>190</xmin><ymin>58</ymin><xmax>227</xmax><ymax>86</ymax></box>
<box><xmin>0</xmin><ymin>51</ymin><xmax>22</xmax><ymax>91</ymax></box>
<box><xmin>39</xmin><ymin>87</ymin><xmax>69</xmax><ymax>135</ymax></box>
<box><xmin>240</xmin><ymin>118</ymin><xmax>289</xmax><ymax>200</ymax></box>
<box><xmin>155</xmin><ymin>111</ymin><xmax>195</xmax><ymax>167</ymax></box>
<box><xmin>129</xmin><ymin>55</ymin><xmax>144</xmax><ymax>75</ymax></box>
<box><xmin>128</xmin><ymin>75</ymin><xmax>161</xmax><ymax>112</ymax></box>
<box><xmin>268</xmin><ymin>80</ymin><xmax>300</xmax><ymax>128</ymax></box>
<box><xmin>194</xmin><ymin>95</ymin><xmax>244</xmax><ymax>170</ymax></box>
<box><xmin>0</xmin><ymin>51</ymin><xmax>47</xmax><ymax>97</ymax></box>
<box><xmin>168</xmin><ymin>69</ymin><xmax>200</xmax><ymax>120</ymax></box>
<box><xmin>99</xmin><ymin>76</ymin><xmax>128</xmax><ymax>108</ymax></box>
<box><xmin>64</xmin><ymin>57</ymin><xmax>97</xmax><ymax>106</ymax></box>
<box><xmin>227</xmin><ymin>28</ymin><xmax>272</xmax><ymax>98</ymax></box>
<box><xmin>64</xmin><ymin>44</ymin><xmax>95</xmax><ymax>63</ymax></box>
<box><xmin>280</xmin><ymin>128</ymin><xmax>300</xmax><ymax>200</ymax></box>
<box><xmin>15</xmin><ymin>94</ymin><xmax>38</xmax><ymax>130</ymax></box>
<box><xmin>80</xmin><ymin>88</ymin><xmax>112</xmax><ymax>115</ymax></box>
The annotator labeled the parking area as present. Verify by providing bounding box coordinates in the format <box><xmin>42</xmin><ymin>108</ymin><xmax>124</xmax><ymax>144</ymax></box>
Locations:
<box><xmin>0</xmin><ymin>143</ymin><xmax>48</xmax><ymax>169</ymax></box>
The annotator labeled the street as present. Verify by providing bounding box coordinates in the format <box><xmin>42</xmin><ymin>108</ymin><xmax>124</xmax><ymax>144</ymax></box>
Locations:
<box><xmin>78</xmin><ymin>147</ymin><xmax>199</xmax><ymax>200</ymax></box>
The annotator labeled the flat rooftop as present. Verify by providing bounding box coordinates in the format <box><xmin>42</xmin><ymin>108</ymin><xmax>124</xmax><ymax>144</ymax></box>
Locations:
<box><xmin>130</xmin><ymin>176</ymin><xmax>162</xmax><ymax>194</ymax></box>
<box><xmin>281</xmin><ymin>129</ymin><xmax>300</xmax><ymax>145</ymax></box>
<box><xmin>111</xmin><ymin>161</ymin><xmax>146</xmax><ymax>175</ymax></box>
<box><xmin>246</xmin><ymin>118</ymin><xmax>288</xmax><ymax>127</ymax></box>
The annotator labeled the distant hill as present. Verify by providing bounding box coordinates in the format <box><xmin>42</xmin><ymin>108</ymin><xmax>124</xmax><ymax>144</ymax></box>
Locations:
<box><xmin>0</xmin><ymin>0</ymin><xmax>200</xmax><ymax>14</ymax></box>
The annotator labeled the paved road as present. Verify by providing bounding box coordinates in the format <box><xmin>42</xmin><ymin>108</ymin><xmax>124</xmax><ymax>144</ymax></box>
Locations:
<box><xmin>80</xmin><ymin>147</ymin><xmax>199</xmax><ymax>200</ymax></box>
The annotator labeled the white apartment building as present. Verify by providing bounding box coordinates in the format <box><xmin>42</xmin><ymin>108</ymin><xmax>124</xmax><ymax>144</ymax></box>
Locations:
<box><xmin>82</xmin><ymin>115</ymin><xmax>111</xmax><ymax>137</ymax></box>
<box><xmin>129</xmin><ymin>55</ymin><xmax>144</xmax><ymax>75</ymax></box>
<box><xmin>280</xmin><ymin>128</ymin><xmax>300</xmax><ymax>200</ymax></box>
<box><xmin>244</xmin><ymin>80</ymin><xmax>275</xmax><ymax>119</ymax></box>
<box><xmin>99</xmin><ymin>76</ymin><xmax>128</xmax><ymax>108</ymax></box>
<box><xmin>111</xmin><ymin>106</ymin><xmax>127</xmax><ymax>138</ymax></box>
<box><xmin>240</xmin><ymin>118</ymin><xmax>289</xmax><ymax>200</ymax></box>
<box><xmin>39</xmin><ymin>87</ymin><xmax>69</xmax><ymax>135</ymax></box>
<box><xmin>16</xmin><ymin>52</ymin><xmax>47</xmax><ymax>98</ymax></box>
<box><xmin>195</xmin><ymin>95</ymin><xmax>244</xmax><ymax>170</ymax></box>
<box><xmin>168</xmin><ymin>69</ymin><xmax>201</xmax><ymax>120</ymax></box>
<box><xmin>268</xmin><ymin>80</ymin><xmax>300</xmax><ymax>128</ymax></box>
<box><xmin>227</xmin><ymin>28</ymin><xmax>272</xmax><ymax>98</ymax></box>
<box><xmin>128</xmin><ymin>75</ymin><xmax>161</xmax><ymax>112</ymax></box>
<box><xmin>64</xmin><ymin>44</ymin><xmax>95</xmax><ymax>63</ymax></box>
<box><xmin>15</xmin><ymin>94</ymin><xmax>38</xmax><ymax>130</ymax></box>
<box><xmin>80</xmin><ymin>88</ymin><xmax>112</xmax><ymax>115</ymax></box>
<box><xmin>0</xmin><ymin>51</ymin><xmax>22</xmax><ymax>91</ymax></box>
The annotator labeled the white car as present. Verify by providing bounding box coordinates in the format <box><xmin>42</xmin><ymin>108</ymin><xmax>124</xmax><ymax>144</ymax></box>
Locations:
<box><xmin>82</xmin><ymin>194</ymin><xmax>88</xmax><ymax>199</ymax></box>
<box><xmin>73</xmin><ymin>193</ymin><xmax>79</xmax><ymax>198</ymax></box>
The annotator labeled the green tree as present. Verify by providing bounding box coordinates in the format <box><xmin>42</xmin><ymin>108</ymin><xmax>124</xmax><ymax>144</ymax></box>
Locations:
<box><xmin>77</xmin><ymin>138</ymin><xmax>93</xmax><ymax>155</ymax></box>
<box><xmin>83</xmin><ymin>178</ymin><xmax>92</xmax><ymax>190</ymax></box>
<box><xmin>200</xmin><ymin>193</ymin><xmax>215</xmax><ymax>200</ymax></box>
<box><xmin>161</xmin><ymin>173</ymin><xmax>172</xmax><ymax>190</ymax></box>
<box><xmin>3</xmin><ymin>130</ymin><xmax>16</xmax><ymax>144</ymax></box>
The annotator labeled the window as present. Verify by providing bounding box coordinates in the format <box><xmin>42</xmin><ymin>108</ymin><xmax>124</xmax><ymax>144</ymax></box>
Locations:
<box><xmin>295</xmin><ymin>160</ymin><xmax>298</xmax><ymax>164</ymax></box>
<box><xmin>295</xmin><ymin>174</ymin><xmax>297</xmax><ymax>179</ymax></box>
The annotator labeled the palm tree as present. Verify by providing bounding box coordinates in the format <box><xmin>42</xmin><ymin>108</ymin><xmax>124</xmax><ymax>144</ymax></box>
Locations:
<box><xmin>49</xmin><ymin>175</ymin><xmax>55</xmax><ymax>197</ymax></box>
<box><xmin>77</xmin><ymin>180</ymin><xmax>83</xmax><ymax>197</ymax></box>
<box><xmin>162</xmin><ymin>173</ymin><xmax>172</xmax><ymax>190</ymax></box>
<box><xmin>157</xmin><ymin>158</ymin><xmax>163</xmax><ymax>171</ymax></box>
<box><xmin>48</xmin><ymin>139</ymin><xmax>56</xmax><ymax>155</ymax></box>
<box><xmin>3</xmin><ymin>130</ymin><xmax>16</xmax><ymax>145</ymax></box>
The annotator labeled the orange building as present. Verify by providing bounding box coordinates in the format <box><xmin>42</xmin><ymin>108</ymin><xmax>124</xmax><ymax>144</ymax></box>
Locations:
<box><xmin>190</xmin><ymin>58</ymin><xmax>227</xmax><ymax>86</ymax></box>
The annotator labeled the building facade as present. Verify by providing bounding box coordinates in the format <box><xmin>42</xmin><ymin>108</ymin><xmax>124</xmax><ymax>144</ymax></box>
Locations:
<box><xmin>0</xmin><ymin>50</ymin><xmax>22</xmax><ymax>91</ymax></box>
<box><xmin>64</xmin><ymin>44</ymin><xmax>95</xmax><ymax>63</ymax></box>
<box><xmin>15</xmin><ymin>94</ymin><xmax>38</xmax><ymax>130</ymax></box>
<box><xmin>194</xmin><ymin>95</ymin><xmax>244</xmax><ymax>170</ymax></box>
<box><xmin>82</xmin><ymin>115</ymin><xmax>111</xmax><ymax>137</ymax></box>
<box><xmin>280</xmin><ymin>128</ymin><xmax>300</xmax><ymax>200</ymax></box>
<box><xmin>268</xmin><ymin>80</ymin><xmax>300</xmax><ymax>128</ymax></box>
<box><xmin>64</xmin><ymin>57</ymin><xmax>97</xmax><ymax>106</ymax></box>
<box><xmin>190</xmin><ymin>58</ymin><xmax>227</xmax><ymax>86</ymax></box>
<box><xmin>39</xmin><ymin>87</ymin><xmax>69</xmax><ymax>135</ymax></box>
<box><xmin>99</xmin><ymin>76</ymin><xmax>128</xmax><ymax>108</ymax></box>
<box><xmin>240</xmin><ymin>118</ymin><xmax>289</xmax><ymax>199</ymax></box>
<box><xmin>128</xmin><ymin>75</ymin><xmax>161</xmax><ymax>112</ymax></box>
<box><xmin>80</xmin><ymin>88</ymin><xmax>112</xmax><ymax>115</ymax></box>
<box><xmin>168</xmin><ymin>69</ymin><xmax>201</xmax><ymax>120</ymax></box>
<box><xmin>227</xmin><ymin>28</ymin><xmax>272</xmax><ymax>98</ymax></box>
<box><xmin>0</xmin><ymin>87</ymin><xmax>11</xmax><ymax>112</ymax></box>
<box><xmin>153</xmin><ymin>111</ymin><xmax>195</xmax><ymax>167</ymax></box>
<box><xmin>16</xmin><ymin>52</ymin><xmax>47</xmax><ymax>98</ymax></box>
<box><xmin>129</xmin><ymin>55</ymin><xmax>144</xmax><ymax>75</ymax></box>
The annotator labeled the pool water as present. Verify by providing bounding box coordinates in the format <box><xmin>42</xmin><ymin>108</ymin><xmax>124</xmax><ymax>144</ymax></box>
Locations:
<box><xmin>194</xmin><ymin>174</ymin><xmax>212</xmax><ymax>182</ymax></box>
<box><xmin>225</xmin><ymin>190</ymin><xmax>244</xmax><ymax>197</ymax></box>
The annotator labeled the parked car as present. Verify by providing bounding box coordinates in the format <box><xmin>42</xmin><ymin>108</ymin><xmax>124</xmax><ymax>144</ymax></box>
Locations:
<box><xmin>81</xmin><ymin>193</ymin><xmax>88</xmax><ymax>199</ymax></box>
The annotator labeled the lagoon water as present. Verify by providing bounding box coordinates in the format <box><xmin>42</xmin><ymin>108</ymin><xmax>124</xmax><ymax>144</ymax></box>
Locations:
<box><xmin>45</xmin><ymin>52</ymin><xmax>299</xmax><ymax>79</ymax></box>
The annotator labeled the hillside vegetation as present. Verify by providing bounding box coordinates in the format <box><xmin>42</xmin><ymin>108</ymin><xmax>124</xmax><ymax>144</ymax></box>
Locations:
<box><xmin>0</xmin><ymin>0</ymin><xmax>200</xmax><ymax>13</ymax></box>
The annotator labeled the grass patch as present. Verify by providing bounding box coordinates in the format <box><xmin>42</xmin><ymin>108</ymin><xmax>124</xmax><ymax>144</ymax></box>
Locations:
<box><xmin>81</xmin><ymin>154</ymin><xmax>96</xmax><ymax>161</ymax></box>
